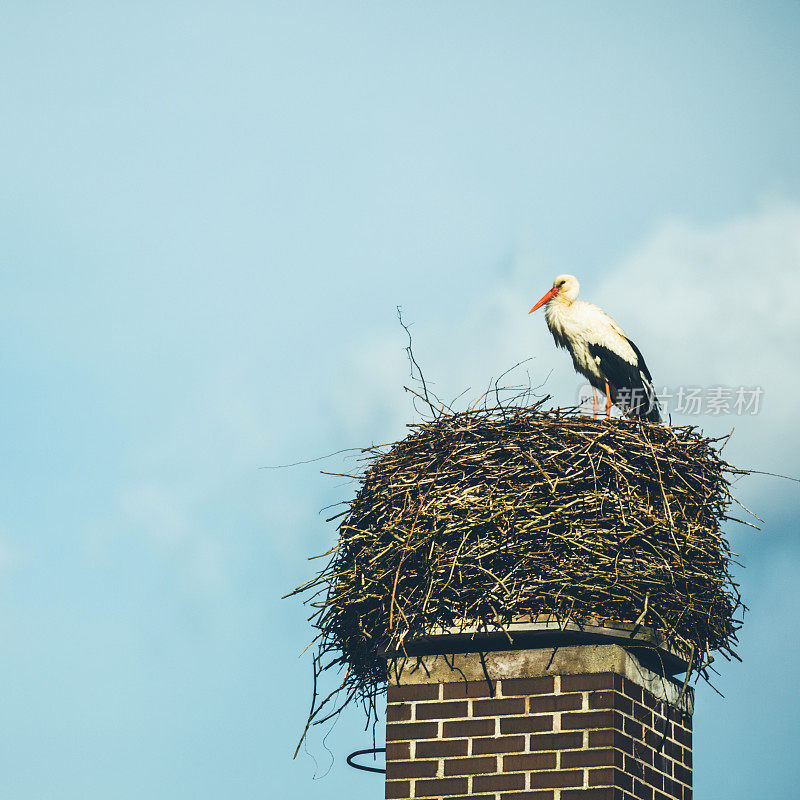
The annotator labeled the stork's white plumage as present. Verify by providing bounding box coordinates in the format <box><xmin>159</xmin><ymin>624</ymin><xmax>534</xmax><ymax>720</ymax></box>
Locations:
<box><xmin>529</xmin><ymin>274</ymin><xmax>660</xmax><ymax>422</ymax></box>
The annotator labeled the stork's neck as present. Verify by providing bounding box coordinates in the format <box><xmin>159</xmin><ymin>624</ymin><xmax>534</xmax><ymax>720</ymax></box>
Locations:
<box><xmin>544</xmin><ymin>295</ymin><xmax>576</xmax><ymax>327</ymax></box>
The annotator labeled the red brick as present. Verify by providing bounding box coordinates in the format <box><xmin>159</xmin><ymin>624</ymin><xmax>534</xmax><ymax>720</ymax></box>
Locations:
<box><xmin>414</xmin><ymin>777</ymin><xmax>468</xmax><ymax>797</ymax></box>
<box><xmin>633</xmin><ymin>779</ymin><xmax>654</xmax><ymax>800</ymax></box>
<box><xmin>618</xmin><ymin>768</ymin><xmax>634</xmax><ymax>791</ymax></box>
<box><xmin>449</xmin><ymin>796</ymin><xmax>495</xmax><ymax>800</ymax></box>
<box><xmin>415</xmin><ymin>739</ymin><xmax>468</xmax><ymax>758</ymax></box>
<box><xmin>385</xmin><ymin>741</ymin><xmax>410</xmax><ymax>760</ymax></box>
<box><xmin>588</xmin><ymin>728</ymin><xmax>614</xmax><ymax>747</ymax></box>
<box><xmin>662</xmin><ymin>740</ymin><xmax>682</xmax><ymax>761</ymax></box>
<box><xmin>473</xmin><ymin>772</ymin><xmax>526</xmax><ymax>792</ymax></box>
<box><xmin>561</xmin><ymin>748</ymin><xmax>623</xmax><ymax>769</ymax></box>
<box><xmin>673</xmin><ymin>725</ymin><xmax>692</xmax><ymax>747</ymax></box>
<box><xmin>562</xmin><ymin>710</ymin><xmax>618</xmax><ymax>730</ymax></box>
<box><xmin>386</xmin><ymin>721</ymin><xmax>438</xmax><ymax>741</ymax></box>
<box><xmin>472</xmin><ymin>735</ymin><xmax>526</xmax><ymax>754</ymax></box>
<box><xmin>387</xmin><ymin>703</ymin><xmax>411</xmax><ymax>722</ymax></box>
<box><xmin>589</xmin><ymin>767</ymin><xmax>632</xmax><ymax>791</ymax></box>
<box><xmin>529</xmin><ymin>769</ymin><xmax>583</xmax><ymax>789</ymax></box>
<box><xmin>386</xmin><ymin>760</ymin><xmax>437</xmax><ymax>779</ymax></box>
<box><xmin>663</xmin><ymin>776</ymin><xmax>683</xmax><ymax>798</ymax></box>
<box><xmin>588</xmin><ymin>767</ymin><xmax>616</xmax><ymax>786</ymax></box>
<box><xmin>653</xmin><ymin>752</ymin><xmax>671</xmax><ymax>776</ymax></box>
<box><xmin>646</xmin><ymin>733</ymin><xmax>664</xmax><ymax>755</ymax></box>
<box><xmin>621</xmin><ymin>678</ymin><xmax>643</xmax><ymax>703</ymax></box>
<box><xmin>388</xmin><ymin>684</ymin><xmax>439</xmax><ymax>702</ymax></box>
<box><xmin>588</xmin><ymin>728</ymin><xmax>634</xmax><ymax>754</ymax></box>
<box><xmin>673</xmin><ymin>763</ymin><xmax>692</xmax><ymax>785</ymax></box>
<box><xmin>415</xmin><ymin>701</ymin><xmax>468</xmax><ymax>720</ymax></box>
<box><xmin>444</xmin><ymin>756</ymin><xmax>498</xmax><ymax>776</ymax></box>
<box><xmin>644</xmin><ymin>764</ymin><xmax>664</xmax><ymax>789</ymax></box>
<box><xmin>562</xmin><ymin>790</ymin><xmax>624</xmax><ymax>800</ymax></box>
<box><xmin>684</xmin><ymin>749</ymin><xmax>692</xmax><ymax>768</ymax></box>
<box><xmin>632</xmin><ymin>739</ymin><xmax>654</xmax><ymax>765</ymax></box>
<box><xmin>529</xmin><ymin>731</ymin><xmax>583</xmax><ymax>751</ymax></box>
<box><xmin>682</xmin><ymin>787</ymin><xmax>692</xmax><ymax>800</ymax></box>
<box><xmin>443</xmin><ymin>680</ymin><xmax>498</xmax><ymax>699</ymax></box>
<box><xmin>500</xmin><ymin>792</ymin><xmax>555</xmax><ymax>800</ymax></box>
<box><xmin>561</xmin><ymin>673</ymin><xmax>617</xmax><ymax>692</ymax></box>
<box><xmin>443</xmin><ymin>718</ymin><xmax>495</xmax><ymax>738</ymax></box>
<box><xmin>385</xmin><ymin>779</ymin><xmax>410</xmax><ymax>799</ymax></box>
<box><xmin>633</xmin><ymin>702</ymin><xmax>653</xmax><ymax>727</ymax></box>
<box><xmin>624</xmin><ymin>716</ymin><xmax>644</xmax><ymax>740</ymax></box>
<box><xmin>501</xmin><ymin>676</ymin><xmax>555</xmax><ymax>696</ymax></box>
<box><xmin>473</xmin><ymin>697</ymin><xmax>526</xmax><ymax>716</ymax></box>
<box><xmin>589</xmin><ymin>690</ymin><xmax>633</xmax><ymax>715</ymax></box>
<box><xmin>503</xmin><ymin>752</ymin><xmax>558</xmax><ymax>772</ymax></box>
<box><xmin>640</xmin><ymin>690</ymin><xmax>662</xmax><ymax>711</ymax></box>
<box><xmin>657</xmin><ymin>725</ymin><xmax>674</xmax><ymax>748</ymax></box>
<box><xmin>644</xmin><ymin>728</ymin><xmax>662</xmax><ymax>749</ymax></box>
<box><xmin>500</xmin><ymin>714</ymin><xmax>554</xmax><ymax>734</ymax></box>
<box><xmin>528</xmin><ymin>693</ymin><xmax>583</xmax><ymax>713</ymax></box>
<box><xmin>450</xmin><ymin>796</ymin><xmax>495</xmax><ymax>800</ymax></box>
<box><xmin>625</xmin><ymin>755</ymin><xmax>645</xmax><ymax>780</ymax></box>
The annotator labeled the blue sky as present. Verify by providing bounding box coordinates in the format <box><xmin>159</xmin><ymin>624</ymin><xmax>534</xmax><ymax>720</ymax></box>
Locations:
<box><xmin>1</xmin><ymin>3</ymin><xmax>799</xmax><ymax>798</ymax></box>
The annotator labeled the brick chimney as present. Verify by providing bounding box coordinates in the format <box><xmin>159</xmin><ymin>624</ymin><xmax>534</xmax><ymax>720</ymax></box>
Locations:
<box><xmin>386</xmin><ymin>632</ymin><xmax>692</xmax><ymax>800</ymax></box>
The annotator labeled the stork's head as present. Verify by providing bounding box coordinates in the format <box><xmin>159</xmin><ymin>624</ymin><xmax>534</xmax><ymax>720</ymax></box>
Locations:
<box><xmin>529</xmin><ymin>274</ymin><xmax>580</xmax><ymax>313</ymax></box>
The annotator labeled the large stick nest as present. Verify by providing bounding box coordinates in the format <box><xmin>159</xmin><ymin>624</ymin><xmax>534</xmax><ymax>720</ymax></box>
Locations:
<box><xmin>292</xmin><ymin>401</ymin><xmax>749</xmax><ymax>732</ymax></box>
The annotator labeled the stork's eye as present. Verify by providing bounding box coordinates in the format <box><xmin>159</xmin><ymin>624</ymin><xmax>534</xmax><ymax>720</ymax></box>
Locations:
<box><xmin>557</xmin><ymin>280</ymin><xmax>565</xmax><ymax>288</ymax></box>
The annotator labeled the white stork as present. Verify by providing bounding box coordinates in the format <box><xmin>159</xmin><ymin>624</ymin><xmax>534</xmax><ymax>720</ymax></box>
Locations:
<box><xmin>529</xmin><ymin>274</ymin><xmax>661</xmax><ymax>422</ymax></box>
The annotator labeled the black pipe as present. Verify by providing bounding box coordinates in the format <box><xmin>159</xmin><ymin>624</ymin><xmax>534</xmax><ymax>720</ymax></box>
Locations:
<box><xmin>346</xmin><ymin>747</ymin><xmax>386</xmax><ymax>774</ymax></box>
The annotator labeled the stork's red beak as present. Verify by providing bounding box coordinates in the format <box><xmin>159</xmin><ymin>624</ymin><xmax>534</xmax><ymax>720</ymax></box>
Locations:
<box><xmin>529</xmin><ymin>287</ymin><xmax>558</xmax><ymax>313</ymax></box>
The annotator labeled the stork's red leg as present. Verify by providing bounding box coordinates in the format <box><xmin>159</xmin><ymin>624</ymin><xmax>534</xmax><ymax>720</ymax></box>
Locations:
<box><xmin>592</xmin><ymin>388</ymin><xmax>599</xmax><ymax>419</ymax></box>
<box><xmin>604</xmin><ymin>380</ymin><xmax>612</xmax><ymax>419</ymax></box>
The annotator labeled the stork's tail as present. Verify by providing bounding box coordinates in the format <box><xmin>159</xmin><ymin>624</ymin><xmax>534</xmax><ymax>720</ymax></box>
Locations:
<box><xmin>630</xmin><ymin>379</ymin><xmax>661</xmax><ymax>423</ymax></box>
<box><xmin>611</xmin><ymin>374</ymin><xmax>660</xmax><ymax>423</ymax></box>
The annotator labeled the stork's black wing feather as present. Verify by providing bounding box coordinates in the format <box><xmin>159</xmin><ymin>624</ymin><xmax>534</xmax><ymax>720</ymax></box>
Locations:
<box><xmin>587</xmin><ymin>340</ymin><xmax>661</xmax><ymax>422</ymax></box>
<box><xmin>624</xmin><ymin>337</ymin><xmax>653</xmax><ymax>382</ymax></box>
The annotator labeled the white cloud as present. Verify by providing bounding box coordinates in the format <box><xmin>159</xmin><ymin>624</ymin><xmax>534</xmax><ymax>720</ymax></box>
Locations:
<box><xmin>596</xmin><ymin>200</ymin><xmax>800</xmax><ymax>388</ymax></box>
